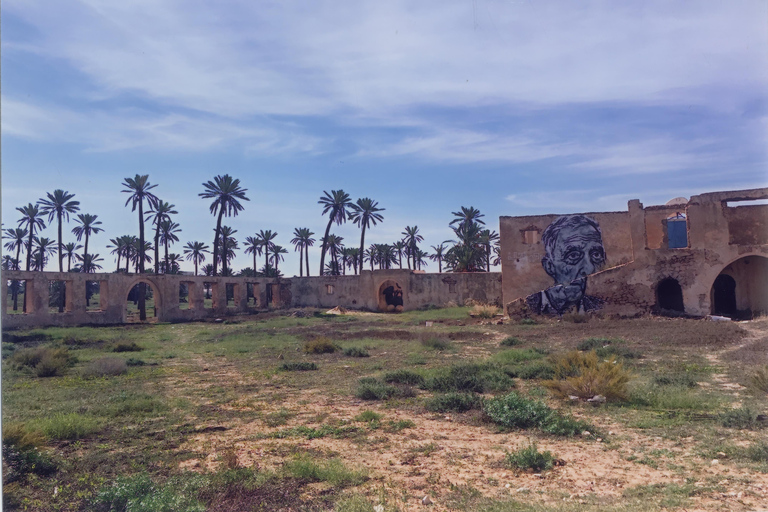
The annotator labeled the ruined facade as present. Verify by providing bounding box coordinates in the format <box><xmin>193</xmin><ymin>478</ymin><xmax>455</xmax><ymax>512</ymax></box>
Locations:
<box><xmin>500</xmin><ymin>188</ymin><xmax>768</xmax><ymax>318</ymax></box>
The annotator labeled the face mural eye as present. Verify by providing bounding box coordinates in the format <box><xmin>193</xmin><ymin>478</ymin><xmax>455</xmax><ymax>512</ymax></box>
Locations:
<box><xmin>589</xmin><ymin>247</ymin><xmax>605</xmax><ymax>265</ymax></box>
<box><xmin>563</xmin><ymin>249</ymin><xmax>583</xmax><ymax>266</ymax></box>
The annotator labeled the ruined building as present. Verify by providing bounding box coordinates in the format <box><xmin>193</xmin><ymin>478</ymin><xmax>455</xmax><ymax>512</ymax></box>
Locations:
<box><xmin>500</xmin><ymin>187</ymin><xmax>768</xmax><ymax>319</ymax></box>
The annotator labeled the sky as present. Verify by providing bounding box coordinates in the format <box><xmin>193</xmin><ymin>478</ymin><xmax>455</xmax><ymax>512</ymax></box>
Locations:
<box><xmin>2</xmin><ymin>0</ymin><xmax>767</xmax><ymax>276</ymax></box>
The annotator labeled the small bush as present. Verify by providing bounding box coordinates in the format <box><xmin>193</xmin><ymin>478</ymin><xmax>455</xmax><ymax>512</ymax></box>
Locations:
<box><xmin>2</xmin><ymin>342</ymin><xmax>17</xmax><ymax>359</ymax></box>
<box><xmin>353</xmin><ymin>410</ymin><xmax>383</xmax><ymax>423</ymax></box>
<box><xmin>749</xmin><ymin>366</ymin><xmax>768</xmax><ymax>393</ymax></box>
<box><xmin>2</xmin><ymin>444</ymin><xmax>57</xmax><ymax>481</ymax></box>
<box><xmin>11</xmin><ymin>347</ymin><xmax>72</xmax><ymax>377</ymax></box>
<box><xmin>720</xmin><ymin>406</ymin><xmax>765</xmax><ymax>430</ymax></box>
<box><xmin>384</xmin><ymin>369</ymin><xmax>425</xmax><ymax>386</ymax></box>
<box><xmin>513</xmin><ymin>361</ymin><xmax>555</xmax><ymax>380</ymax></box>
<box><xmin>384</xmin><ymin>419</ymin><xmax>415</xmax><ymax>432</ymax></box>
<box><xmin>596</xmin><ymin>346</ymin><xmax>642</xmax><ymax>360</ymax></box>
<box><xmin>492</xmin><ymin>348</ymin><xmax>545</xmax><ymax>364</ymax></box>
<box><xmin>113</xmin><ymin>341</ymin><xmax>143</xmax><ymax>352</ymax></box>
<box><xmin>280</xmin><ymin>362</ymin><xmax>318</xmax><ymax>371</ymax></box>
<box><xmin>425</xmin><ymin>392</ymin><xmax>483</xmax><ymax>413</ymax></box>
<box><xmin>355</xmin><ymin>378</ymin><xmax>412</xmax><ymax>400</ymax></box>
<box><xmin>654</xmin><ymin>373</ymin><xmax>698</xmax><ymax>388</ymax></box>
<box><xmin>96</xmin><ymin>473</ymin><xmax>205</xmax><ymax>512</ymax></box>
<box><xmin>505</xmin><ymin>442</ymin><xmax>555</xmax><ymax>472</ymax></box>
<box><xmin>500</xmin><ymin>336</ymin><xmax>522</xmax><ymax>347</ymax></box>
<box><xmin>470</xmin><ymin>304</ymin><xmax>500</xmax><ymax>318</ymax></box>
<box><xmin>32</xmin><ymin>413</ymin><xmax>101</xmax><ymax>441</ymax></box>
<box><xmin>82</xmin><ymin>357</ymin><xmax>128</xmax><ymax>378</ymax></box>
<box><xmin>284</xmin><ymin>456</ymin><xmax>368</xmax><ymax>487</ymax></box>
<box><xmin>745</xmin><ymin>441</ymin><xmax>768</xmax><ymax>462</ymax></box>
<box><xmin>423</xmin><ymin>363</ymin><xmax>514</xmax><ymax>394</ymax></box>
<box><xmin>3</xmin><ymin>423</ymin><xmax>45</xmax><ymax>451</ymax></box>
<box><xmin>483</xmin><ymin>392</ymin><xmax>593</xmax><ymax>436</ymax></box>
<box><xmin>543</xmin><ymin>351</ymin><xmax>631</xmax><ymax>401</ymax></box>
<box><xmin>304</xmin><ymin>337</ymin><xmax>338</xmax><ymax>354</ymax></box>
<box><xmin>343</xmin><ymin>347</ymin><xmax>370</xmax><ymax>358</ymax></box>
<box><xmin>519</xmin><ymin>318</ymin><xmax>537</xmax><ymax>325</ymax></box>
<box><xmin>126</xmin><ymin>358</ymin><xmax>147</xmax><ymax>367</ymax></box>
<box><xmin>420</xmin><ymin>337</ymin><xmax>452</xmax><ymax>351</ymax></box>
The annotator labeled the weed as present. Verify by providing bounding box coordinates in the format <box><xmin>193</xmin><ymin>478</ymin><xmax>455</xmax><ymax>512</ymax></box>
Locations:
<box><xmin>500</xmin><ymin>336</ymin><xmax>522</xmax><ymax>347</ymax></box>
<box><xmin>719</xmin><ymin>406</ymin><xmax>765</xmax><ymax>430</ymax></box>
<box><xmin>744</xmin><ymin>441</ymin><xmax>768</xmax><ymax>462</ymax></box>
<box><xmin>355</xmin><ymin>377</ymin><xmax>413</xmax><ymax>400</ymax></box>
<box><xmin>654</xmin><ymin>373</ymin><xmax>699</xmax><ymax>388</ymax></box>
<box><xmin>264</xmin><ymin>408</ymin><xmax>296</xmax><ymax>427</ymax></box>
<box><xmin>112</xmin><ymin>341</ymin><xmax>143</xmax><ymax>352</ymax></box>
<box><xmin>505</xmin><ymin>442</ymin><xmax>555</xmax><ymax>471</ymax></box>
<box><xmin>425</xmin><ymin>392</ymin><xmax>483</xmax><ymax>413</ymax></box>
<box><xmin>280</xmin><ymin>362</ymin><xmax>318</xmax><ymax>371</ymax></box>
<box><xmin>383</xmin><ymin>369</ymin><xmax>425</xmax><ymax>386</ymax></box>
<box><xmin>96</xmin><ymin>473</ymin><xmax>206</xmax><ymax>512</ymax></box>
<box><xmin>82</xmin><ymin>357</ymin><xmax>128</xmax><ymax>378</ymax></box>
<box><xmin>628</xmin><ymin>383</ymin><xmax>718</xmax><ymax>410</ymax></box>
<box><xmin>749</xmin><ymin>366</ymin><xmax>768</xmax><ymax>393</ymax></box>
<box><xmin>343</xmin><ymin>347</ymin><xmax>370</xmax><ymax>358</ymax></box>
<box><xmin>31</xmin><ymin>413</ymin><xmax>101</xmax><ymax>441</ymax></box>
<box><xmin>353</xmin><ymin>410</ymin><xmax>383</xmax><ymax>423</ymax></box>
<box><xmin>2</xmin><ymin>443</ymin><xmax>57</xmax><ymax>482</ymax></box>
<box><xmin>510</xmin><ymin>360</ymin><xmax>555</xmax><ymax>380</ymax></box>
<box><xmin>469</xmin><ymin>304</ymin><xmax>500</xmax><ymax>318</ymax></box>
<box><xmin>544</xmin><ymin>350</ymin><xmax>631</xmax><ymax>401</ymax></box>
<box><xmin>303</xmin><ymin>337</ymin><xmax>338</xmax><ymax>354</ymax></box>
<box><xmin>384</xmin><ymin>419</ymin><xmax>415</xmax><ymax>433</ymax></box>
<box><xmin>334</xmin><ymin>494</ymin><xmax>379</xmax><ymax>512</ymax></box>
<box><xmin>3</xmin><ymin>423</ymin><xmax>45</xmax><ymax>451</ymax></box>
<box><xmin>420</xmin><ymin>337</ymin><xmax>452</xmax><ymax>351</ymax></box>
<box><xmin>10</xmin><ymin>346</ymin><xmax>73</xmax><ymax>377</ymax></box>
<box><xmin>484</xmin><ymin>392</ymin><xmax>593</xmax><ymax>436</ymax></box>
<box><xmin>270</xmin><ymin>424</ymin><xmax>363</xmax><ymax>440</ymax></box>
<box><xmin>284</xmin><ymin>455</ymin><xmax>368</xmax><ymax>487</ymax></box>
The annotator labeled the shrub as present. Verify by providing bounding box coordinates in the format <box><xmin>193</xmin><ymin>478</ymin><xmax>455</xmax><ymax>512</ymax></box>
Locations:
<box><xmin>284</xmin><ymin>456</ymin><xmax>368</xmax><ymax>487</ymax></box>
<box><xmin>126</xmin><ymin>358</ymin><xmax>147</xmax><ymax>367</ymax></box>
<box><xmin>96</xmin><ymin>473</ymin><xmax>205</xmax><ymax>512</ymax></box>
<box><xmin>654</xmin><ymin>373</ymin><xmax>698</xmax><ymax>388</ymax></box>
<box><xmin>280</xmin><ymin>362</ymin><xmax>318</xmax><ymax>371</ymax></box>
<box><xmin>420</xmin><ymin>337</ymin><xmax>452</xmax><ymax>351</ymax></box>
<box><xmin>113</xmin><ymin>341</ymin><xmax>143</xmax><ymax>352</ymax></box>
<box><xmin>343</xmin><ymin>347</ymin><xmax>370</xmax><ymax>358</ymax></box>
<box><xmin>2</xmin><ymin>342</ymin><xmax>17</xmax><ymax>360</ymax></box>
<box><xmin>469</xmin><ymin>304</ymin><xmax>500</xmax><ymax>319</ymax></box>
<box><xmin>303</xmin><ymin>337</ymin><xmax>337</xmax><ymax>354</ymax></box>
<box><xmin>720</xmin><ymin>406</ymin><xmax>765</xmax><ymax>430</ymax></box>
<box><xmin>745</xmin><ymin>441</ymin><xmax>768</xmax><ymax>462</ymax></box>
<box><xmin>513</xmin><ymin>361</ymin><xmax>555</xmax><ymax>380</ymax></box>
<box><xmin>500</xmin><ymin>336</ymin><xmax>522</xmax><ymax>347</ymax></box>
<box><xmin>423</xmin><ymin>363</ymin><xmax>514</xmax><ymax>394</ymax></box>
<box><xmin>492</xmin><ymin>348</ymin><xmax>545</xmax><ymax>364</ymax></box>
<box><xmin>505</xmin><ymin>442</ymin><xmax>555</xmax><ymax>472</ymax></box>
<box><xmin>749</xmin><ymin>366</ymin><xmax>768</xmax><ymax>393</ymax></box>
<box><xmin>543</xmin><ymin>350</ymin><xmax>631</xmax><ymax>401</ymax></box>
<box><xmin>32</xmin><ymin>413</ymin><xmax>101</xmax><ymax>441</ymax></box>
<box><xmin>353</xmin><ymin>410</ymin><xmax>383</xmax><ymax>423</ymax></box>
<box><xmin>11</xmin><ymin>347</ymin><xmax>72</xmax><ymax>377</ymax></box>
<box><xmin>519</xmin><ymin>318</ymin><xmax>537</xmax><ymax>325</ymax></box>
<box><xmin>483</xmin><ymin>392</ymin><xmax>592</xmax><ymax>436</ymax></box>
<box><xmin>425</xmin><ymin>392</ymin><xmax>483</xmax><ymax>413</ymax></box>
<box><xmin>2</xmin><ymin>443</ymin><xmax>57</xmax><ymax>482</ymax></box>
<box><xmin>383</xmin><ymin>369</ymin><xmax>424</xmax><ymax>386</ymax></box>
<box><xmin>354</xmin><ymin>378</ymin><xmax>413</xmax><ymax>400</ymax></box>
<box><xmin>82</xmin><ymin>357</ymin><xmax>128</xmax><ymax>378</ymax></box>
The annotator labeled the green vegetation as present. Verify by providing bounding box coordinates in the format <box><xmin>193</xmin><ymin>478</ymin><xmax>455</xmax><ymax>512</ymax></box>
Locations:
<box><xmin>500</xmin><ymin>336</ymin><xmax>522</xmax><ymax>346</ymax></box>
<box><xmin>505</xmin><ymin>442</ymin><xmax>556</xmax><ymax>472</ymax></box>
<box><xmin>304</xmin><ymin>337</ymin><xmax>338</xmax><ymax>354</ymax></box>
<box><xmin>280</xmin><ymin>361</ymin><xmax>318</xmax><ymax>371</ymax></box>
<box><xmin>484</xmin><ymin>392</ymin><xmax>594</xmax><ymax>436</ymax></box>
<box><xmin>425</xmin><ymin>392</ymin><xmax>483</xmax><ymax>413</ymax></box>
<box><xmin>343</xmin><ymin>346</ymin><xmax>370</xmax><ymax>357</ymax></box>
<box><xmin>544</xmin><ymin>350</ymin><xmax>631</xmax><ymax>401</ymax></box>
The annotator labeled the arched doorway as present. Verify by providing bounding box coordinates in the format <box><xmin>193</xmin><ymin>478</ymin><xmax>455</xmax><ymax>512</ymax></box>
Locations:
<box><xmin>657</xmin><ymin>277</ymin><xmax>684</xmax><ymax>312</ymax></box>
<box><xmin>378</xmin><ymin>280</ymin><xmax>404</xmax><ymax>312</ymax></box>
<box><xmin>710</xmin><ymin>256</ymin><xmax>768</xmax><ymax>319</ymax></box>
<box><xmin>125</xmin><ymin>280</ymin><xmax>161</xmax><ymax>323</ymax></box>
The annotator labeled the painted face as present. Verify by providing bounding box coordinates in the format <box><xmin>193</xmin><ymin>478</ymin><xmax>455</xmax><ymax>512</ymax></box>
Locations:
<box><xmin>544</xmin><ymin>223</ymin><xmax>605</xmax><ymax>286</ymax></box>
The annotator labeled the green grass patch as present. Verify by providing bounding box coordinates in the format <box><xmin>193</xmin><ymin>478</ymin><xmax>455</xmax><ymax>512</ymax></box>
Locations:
<box><xmin>425</xmin><ymin>392</ymin><xmax>483</xmax><ymax>413</ymax></box>
<box><xmin>303</xmin><ymin>337</ymin><xmax>338</xmax><ymax>354</ymax></box>
<box><xmin>420</xmin><ymin>337</ymin><xmax>453</xmax><ymax>351</ymax></box>
<box><xmin>280</xmin><ymin>362</ymin><xmax>318</xmax><ymax>371</ymax></box>
<box><xmin>343</xmin><ymin>347</ymin><xmax>370</xmax><ymax>358</ymax></box>
<box><xmin>383</xmin><ymin>369</ymin><xmax>424</xmax><ymax>386</ymax></box>
<box><xmin>355</xmin><ymin>377</ymin><xmax>415</xmax><ymax>400</ymax></box>
<box><xmin>353</xmin><ymin>410</ymin><xmax>383</xmax><ymax>423</ymax></box>
<box><xmin>270</xmin><ymin>424</ymin><xmax>363</xmax><ymax>440</ymax></box>
<box><xmin>422</xmin><ymin>363</ymin><xmax>514</xmax><ymax>394</ymax></box>
<box><xmin>499</xmin><ymin>336</ymin><xmax>522</xmax><ymax>347</ymax></box>
<box><xmin>484</xmin><ymin>392</ymin><xmax>594</xmax><ymax>436</ymax></box>
<box><xmin>505</xmin><ymin>442</ymin><xmax>556</xmax><ymax>472</ymax></box>
<box><xmin>30</xmin><ymin>412</ymin><xmax>101</xmax><ymax>441</ymax></box>
<box><xmin>96</xmin><ymin>473</ymin><xmax>206</xmax><ymax>512</ymax></box>
<box><xmin>284</xmin><ymin>455</ymin><xmax>368</xmax><ymax>487</ymax></box>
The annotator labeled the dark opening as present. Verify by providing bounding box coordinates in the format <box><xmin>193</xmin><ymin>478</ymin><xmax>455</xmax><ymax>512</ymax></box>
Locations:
<box><xmin>657</xmin><ymin>278</ymin><xmax>684</xmax><ymax>312</ymax></box>
<box><xmin>6</xmin><ymin>280</ymin><xmax>26</xmax><ymax>314</ymax></box>
<box><xmin>378</xmin><ymin>280</ymin><xmax>404</xmax><ymax>312</ymax></box>
<box><xmin>179</xmin><ymin>282</ymin><xmax>190</xmax><ymax>310</ymax></box>
<box><xmin>49</xmin><ymin>281</ymin><xmax>69</xmax><ymax>314</ymax></box>
<box><xmin>86</xmin><ymin>281</ymin><xmax>100</xmax><ymax>311</ymax></box>
<box><xmin>712</xmin><ymin>274</ymin><xmax>737</xmax><ymax>317</ymax></box>
<box><xmin>226</xmin><ymin>283</ymin><xmax>237</xmax><ymax>308</ymax></box>
<box><xmin>246</xmin><ymin>283</ymin><xmax>259</xmax><ymax>308</ymax></box>
<box><xmin>126</xmin><ymin>282</ymin><xmax>157</xmax><ymax>322</ymax></box>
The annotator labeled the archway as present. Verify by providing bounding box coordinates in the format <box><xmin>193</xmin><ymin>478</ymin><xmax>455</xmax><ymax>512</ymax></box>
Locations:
<box><xmin>125</xmin><ymin>280</ymin><xmax>161</xmax><ymax>323</ymax></box>
<box><xmin>378</xmin><ymin>280</ymin><xmax>404</xmax><ymax>312</ymax></box>
<box><xmin>656</xmin><ymin>277</ymin><xmax>684</xmax><ymax>312</ymax></box>
<box><xmin>710</xmin><ymin>256</ymin><xmax>768</xmax><ymax>319</ymax></box>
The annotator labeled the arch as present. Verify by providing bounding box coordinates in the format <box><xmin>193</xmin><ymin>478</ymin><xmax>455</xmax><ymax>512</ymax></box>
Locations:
<box><xmin>377</xmin><ymin>280</ymin><xmax>404</xmax><ymax>312</ymax></box>
<box><xmin>656</xmin><ymin>277</ymin><xmax>684</xmax><ymax>312</ymax></box>
<box><xmin>123</xmin><ymin>278</ymin><xmax>162</xmax><ymax>323</ymax></box>
<box><xmin>710</xmin><ymin>255</ymin><xmax>768</xmax><ymax>319</ymax></box>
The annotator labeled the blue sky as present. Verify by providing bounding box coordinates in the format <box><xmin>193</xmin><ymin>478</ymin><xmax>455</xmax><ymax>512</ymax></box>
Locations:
<box><xmin>3</xmin><ymin>0</ymin><xmax>767</xmax><ymax>275</ymax></box>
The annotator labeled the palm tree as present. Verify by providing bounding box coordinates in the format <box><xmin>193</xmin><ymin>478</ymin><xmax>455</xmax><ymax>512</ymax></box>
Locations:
<box><xmin>199</xmin><ymin>175</ymin><xmax>249</xmax><ymax>276</ymax></box>
<box><xmin>392</xmin><ymin>240</ymin><xmax>406</xmax><ymax>269</ymax></box>
<box><xmin>4</xmin><ymin>228</ymin><xmax>27</xmax><ymax>271</ymax></box>
<box><xmin>318</xmin><ymin>190</ymin><xmax>352</xmax><ymax>275</ymax></box>
<box><xmin>183</xmin><ymin>241</ymin><xmax>210</xmax><ymax>276</ymax></box>
<box><xmin>165</xmin><ymin>253</ymin><xmax>182</xmax><ymax>274</ymax></box>
<box><xmin>244</xmin><ymin>236</ymin><xmax>263</xmax><ymax>274</ymax></box>
<box><xmin>450</xmin><ymin>206</ymin><xmax>485</xmax><ymax>229</ymax></box>
<box><xmin>323</xmin><ymin>234</ymin><xmax>344</xmax><ymax>275</ymax></box>
<box><xmin>71</xmin><ymin>213</ymin><xmax>103</xmax><ymax>269</ymax></box>
<box><xmin>76</xmin><ymin>253</ymin><xmax>104</xmax><ymax>273</ymax></box>
<box><xmin>38</xmin><ymin>189</ymin><xmax>80</xmax><ymax>272</ymax></box>
<box><xmin>365</xmin><ymin>244</ymin><xmax>377</xmax><ymax>271</ymax></box>
<box><xmin>219</xmin><ymin>225</ymin><xmax>238</xmax><ymax>276</ymax></box>
<box><xmin>122</xmin><ymin>175</ymin><xmax>159</xmax><ymax>321</ymax></box>
<box><xmin>160</xmin><ymin>219</ymin><xmax>182</xmax><ymax>272</ymax></box>
<box><xmin>414</xmin><ymin>248</ymin><xmax>429</xmax><ymax>270</ymax></box>
<box><xmin>342</xmin><ymin>247</ymin><xmax>360</xmax><ymax>275</ymax></box>
<box><xmin>270</xmin><ymin>245</ymin><xmax>288</xmax><ymax>274</ymax></box>
<box><xmin>32</xmin><ymin>236</ymin><xmax>57</xmax><ymax>271</ymax></box>
<box><xmin>121</xmin><ymin>236</ymin><xmax>139</xmax><ymax>273</ymax></box>
<box><xmin>17</xmin><ymin>203</ymin><xmax>46</xmax><ymax>271</ymax></box>
<box><xmin>256</xmin><ymin>230</ymin><xmax>278</xmax><ymax>272</ymax></box>
<box><xmin>445</xmin><ymin>221</ymin><xmax>485</xmax><ymax>272</ymax></box>
<box><xmin>63</xmin><ymin>242</ymin><xmax>83</xmax><ymax>272</ymax></box>
<box><xmin>479</xmin><ymin>229</ymin><xmax>500</xmax><ymax>271</ymax></box>
<box><xmin>349</xmin><ymin>197</ymin><xmax>385</xmax><ymax>275</ymax></box>
<box><xmin>430</xmin><ymin>243</ymin><xmax>448</xmax><ymax>273</ymax></box>
<box><xmin>130</xmin><ymin>239</ymin><xmax>153</xmax><ymax>274</ymax></box>
<box><xmin>290</xmin><ymin>228</ymin><xmax>315</xmax><ymax>277</ymax></box>
<box><xmin>146</xmin><ymin>201</ymin><xmax>177</xmax><ymax>273</ymax></box>
<box><xmin>402</xmin><ymin>226</ymin><xmax>423</xmax><ymax>270</ymax></box>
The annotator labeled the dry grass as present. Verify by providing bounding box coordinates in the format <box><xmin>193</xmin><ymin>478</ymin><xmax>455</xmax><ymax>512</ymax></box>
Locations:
<box><xmin>543</xmin><ymin>350</ymin><xmax>632</xmax><ymax>401</ymax></box>
<box><xmin>469</xmin><ymin>303</ymin><xmax>500</xmax><ymax>319</ymax></box>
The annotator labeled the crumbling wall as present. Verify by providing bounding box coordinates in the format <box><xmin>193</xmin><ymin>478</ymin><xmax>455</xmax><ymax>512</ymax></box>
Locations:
<box><xmin>725</xmin><ymin>204</ymin><xmax>768</xmax><ymax>246</ymax></box>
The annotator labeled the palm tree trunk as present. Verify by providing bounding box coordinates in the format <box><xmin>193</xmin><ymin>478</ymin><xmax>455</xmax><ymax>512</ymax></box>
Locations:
<box><xmin>154</xmin><ymin>222</ymin><xmax>161</xmax><ymax>273</ymax></box>
<box><xmin>25</xmin><ymin>230</ymin><xmax>33</xmax><ymax>272</ymax></box>
<box><xmin>194</xmin><ymin>258</ymin><xmax>199</xmax><ymax>276</ymax></box>
<box><xmin>13</xmin><ymin>245</ymin><xmax>21</xmax><ymax>310</ymax></box>
<box><xmin>358</xmin><ymin>223</ymin><xmax>366</xmax><ymax>278</ymax></box>
<box><xmin>319</xmin><ymin>217</ymin><xmax>333</xmax><ymax>276</ymax></box>
<box><xmin>298</xmin><ymin>247</ymin><xmax>303</xmax><ymax>277</ymax></box>
<box><xmin>138</xmin><ymin>201</ymin><xmax>147</xmax><ymax>321</ymax></box>
<box><xmin>253</xmin><ymin>253</ymin><xmax>257</xmax><ymax>275</ymax></box>
<box><xmin>57</xmin><ymin>211</ymin><xmax>63</xmax><ymax>272</ymax></box>
<box><xmin>212</xmin><ymin>208</ymin><xmax>224</xmax><ymax>276</ymax></box>
<box><xmin>164</xmin><ymin>238</ymin><xmax>169</xmax><ymax>274</ymax></box>
<box><xmin>83</xmin><ymin>233</ymin><xmax>90</xmax><ymax>272</ymax></box>
<box><xmin>222</xmin><ymin>233</ymin><xmax>228</xmax><ymax>276</ymax></box>
<box><xmin>305</xmin><ymin>246</ymin><xmax>310</xmax><ymax>277</ymax></box>
<box><xmin>115</xmin><ymin>254</ymin><xmax>120</xmax><ymax>273</ymax></box>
